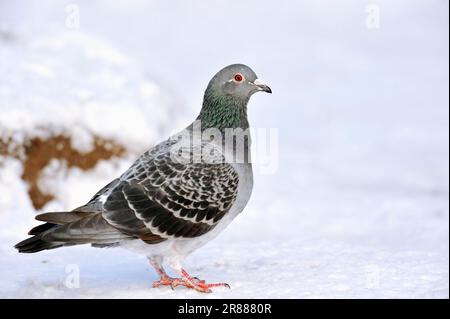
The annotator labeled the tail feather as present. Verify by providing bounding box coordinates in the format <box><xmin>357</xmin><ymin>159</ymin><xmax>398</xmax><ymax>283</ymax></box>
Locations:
<box><xmin>36</xmin><ymin>211</ymin><xmax>91</xmax><ymax>224</ymax></box>
<box><xmin>15</xmin><ymin>211</ymin><xmax>132</xmax><ymax>254</ymax></box>
<box><xmin>28</xmin><ymin>222</ymin><xmax>57</xmax><ymax>235</ymax></box>
<box><xmin>14</xmin><ymin>234</ymin><xmax>64</xmax><ymax>253</ymax></box>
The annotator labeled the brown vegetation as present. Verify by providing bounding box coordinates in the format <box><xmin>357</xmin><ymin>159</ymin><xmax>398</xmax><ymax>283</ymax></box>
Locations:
<box><xmin>0</xmin><ymin>133</ymin><xmax>125</xmax><ymax>210</ymax></box>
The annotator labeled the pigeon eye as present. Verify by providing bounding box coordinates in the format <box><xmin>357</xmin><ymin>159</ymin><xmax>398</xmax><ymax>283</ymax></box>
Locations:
<box><xmin>233</xmin><ymin>73</ymin><xmax>244</xmax><ymax>82</ymax></box>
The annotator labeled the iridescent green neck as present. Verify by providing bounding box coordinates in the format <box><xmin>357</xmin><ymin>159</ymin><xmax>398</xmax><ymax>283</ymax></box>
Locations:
<box><xmin>197</xmin><ymin>88</ymin><xmax>249</xmax><ymax>131</ymax></box>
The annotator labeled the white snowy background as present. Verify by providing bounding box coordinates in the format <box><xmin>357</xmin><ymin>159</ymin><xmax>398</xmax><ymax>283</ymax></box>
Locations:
<box><xmin>0</xmin><ymin>0</ymin><xmax>448</xmax><ymax>298</ymax></box>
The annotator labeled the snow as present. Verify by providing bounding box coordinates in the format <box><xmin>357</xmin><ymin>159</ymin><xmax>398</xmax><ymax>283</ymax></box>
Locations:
<box><xmin>0</xmin><ymin>0</ymin><xmax>448</xmax><ymax>298</ymax></box>
<box><xmin>0</xmin><ymin>30</ymin><xmax>183</xmax><ymax>152</ymax></box>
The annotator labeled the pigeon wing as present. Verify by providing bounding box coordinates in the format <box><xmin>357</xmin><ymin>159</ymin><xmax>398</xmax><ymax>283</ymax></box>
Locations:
<box><xmin>102</xmin><ymin>150</ymin><xmax>239</xmax><ymax>242</ymax></box>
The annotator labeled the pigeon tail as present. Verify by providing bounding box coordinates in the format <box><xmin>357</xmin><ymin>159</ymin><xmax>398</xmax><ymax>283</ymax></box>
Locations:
<box><xmin>15</xmin><ymin>232</ymin><xmax>63</xmax><ymax>253</ymax></box>
<box><xmin>15</xmin><ymin>211</ymin><xmax>134</xmax><ymax>253</ymax></box>
<box><xmin>15</xmin><ymin>213</ymin><xmax>74</xmax><ymax>253</ymax></box>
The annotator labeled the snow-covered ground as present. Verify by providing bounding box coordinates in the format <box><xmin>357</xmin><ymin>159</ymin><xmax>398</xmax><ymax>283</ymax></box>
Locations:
<box><xmin>0</xmin><ymin>0</ymin><xmax>448</xmax><ymax>298</ymax></box>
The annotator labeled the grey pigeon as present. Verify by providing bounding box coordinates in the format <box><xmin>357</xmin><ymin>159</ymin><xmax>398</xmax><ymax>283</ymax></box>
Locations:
<box><xmin>15</xmin><ymin>64</ymin><xmax>271</xmax><ymax>293</ymax></box>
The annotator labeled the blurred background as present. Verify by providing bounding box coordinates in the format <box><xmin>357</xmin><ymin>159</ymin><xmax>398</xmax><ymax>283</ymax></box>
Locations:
<box><xmin>0</xmin><ymin>0</ymin><xmax>448</xmax><ymax>298</ymax></box>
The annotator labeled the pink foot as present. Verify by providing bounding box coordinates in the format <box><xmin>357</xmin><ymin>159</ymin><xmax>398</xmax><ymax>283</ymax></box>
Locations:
<box><xmin>173</xmin><ymin>269</ymin><xmax>230</xmax><ymax>293</ymax></box>
<box><xmin>152</xmin><ymin>270</ymin><xmax>230</xmax><ymax>293</ymax></box>
<box><xmin>152</xmin><ymin>275</ymin><xmax>177</xmax><ymax>288</ymax></box>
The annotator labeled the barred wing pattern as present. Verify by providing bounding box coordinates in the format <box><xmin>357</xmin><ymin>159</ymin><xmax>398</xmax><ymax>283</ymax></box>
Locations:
<box><xmin>102</xmin><ymin>147</ymin><xmax>239</xmax><ymax>243</ymax></box>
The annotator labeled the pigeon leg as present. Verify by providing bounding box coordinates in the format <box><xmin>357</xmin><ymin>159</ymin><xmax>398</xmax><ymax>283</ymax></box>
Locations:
<box><xmin>149</xmin><ymin>256</ymin><xmax>175</xmax><ymax>287</ymax></box>
<box><xmin>148</xmin><ymin>257</ymin><xmax>192</xmax><ymax>289</ymax></box>
<box><xmin>170</xmin><ymin>268</ymin><xmax>231</xmax><ymax>293</ymax></box>
<box><xmin>150</xmin><ymin>258</ymin><xmax>229</xmax><ymax>292</ymax></box>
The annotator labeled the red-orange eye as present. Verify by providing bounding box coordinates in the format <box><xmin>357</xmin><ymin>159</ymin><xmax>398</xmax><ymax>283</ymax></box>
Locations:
<box><xmin>234</xmin><ymin>73</ymin><xmax>244</xmax><ymax>82</ymax></box>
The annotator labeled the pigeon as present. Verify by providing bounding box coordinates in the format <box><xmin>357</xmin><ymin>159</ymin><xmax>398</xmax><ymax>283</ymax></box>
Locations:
<box><xmin>15</xmin><ymin>64</ymin><xmax>271</xmax><ymax>293</ymax></box>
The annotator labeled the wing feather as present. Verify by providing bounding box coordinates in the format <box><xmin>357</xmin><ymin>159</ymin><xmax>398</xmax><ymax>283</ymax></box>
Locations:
<box><xmin>102</xmin><ymin>146</ymin><xmax>239</xmax><ymax>241</ymax></box>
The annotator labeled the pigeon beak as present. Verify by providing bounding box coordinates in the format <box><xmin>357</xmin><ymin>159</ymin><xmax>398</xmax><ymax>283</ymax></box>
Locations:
<box><xmin>253</xmin><ymin>79</ymin><xmax>272</xmax><ymax>94</ymax></box>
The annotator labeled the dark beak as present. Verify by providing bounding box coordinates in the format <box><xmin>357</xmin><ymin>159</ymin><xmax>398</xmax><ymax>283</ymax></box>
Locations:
<box><xmin>253</xmin><ymin>79</ymin><xmax>272</xmax><ymax>94</ymax></box>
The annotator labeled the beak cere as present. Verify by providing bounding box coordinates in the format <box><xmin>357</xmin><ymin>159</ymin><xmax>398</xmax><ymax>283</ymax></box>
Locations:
<box><xmin>253</xmin><ymin>79</ymin><xmax>272</xmax><ymax>94</ymax></box>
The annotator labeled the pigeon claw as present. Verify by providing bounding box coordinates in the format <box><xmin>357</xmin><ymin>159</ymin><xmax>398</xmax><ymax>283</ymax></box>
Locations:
<box><xmin>171</xmin><ymin>277</ymin><xmax>230</xmax><ymax>293</ymax></box>
<box><xmin>152</xmin><ymin>270</ymin><xmax>230</xmax><ymax>293</ymax></box>
<box><xmin>171</xmin><ymin>278</ymin><xmax>212</xmax><ymax>293</ymax></box>
<box><xmin>152</xmin><ymin>276</ymin><xmax>213</xmax><ymax>293</ymax></box>
<box><xmin>152</xmin><ymin>275</ymin><xmax>177</xmax><ymax>288</ymax></box>
<box><xmin>177</xmin><ymin>268</ymin><xmax>230</xmax><ymax>293</ymax></box>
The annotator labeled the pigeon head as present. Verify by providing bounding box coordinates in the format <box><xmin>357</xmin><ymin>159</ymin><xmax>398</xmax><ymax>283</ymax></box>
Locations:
<box><xmin>208</xmin><ymin>64</ymin><xmax>272</xmax><ymax>98</ymax></box>
<box><xmin>198</xmin><ymin>64</ymin><xmax>271</xmax><ymax>130</ymax></box>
